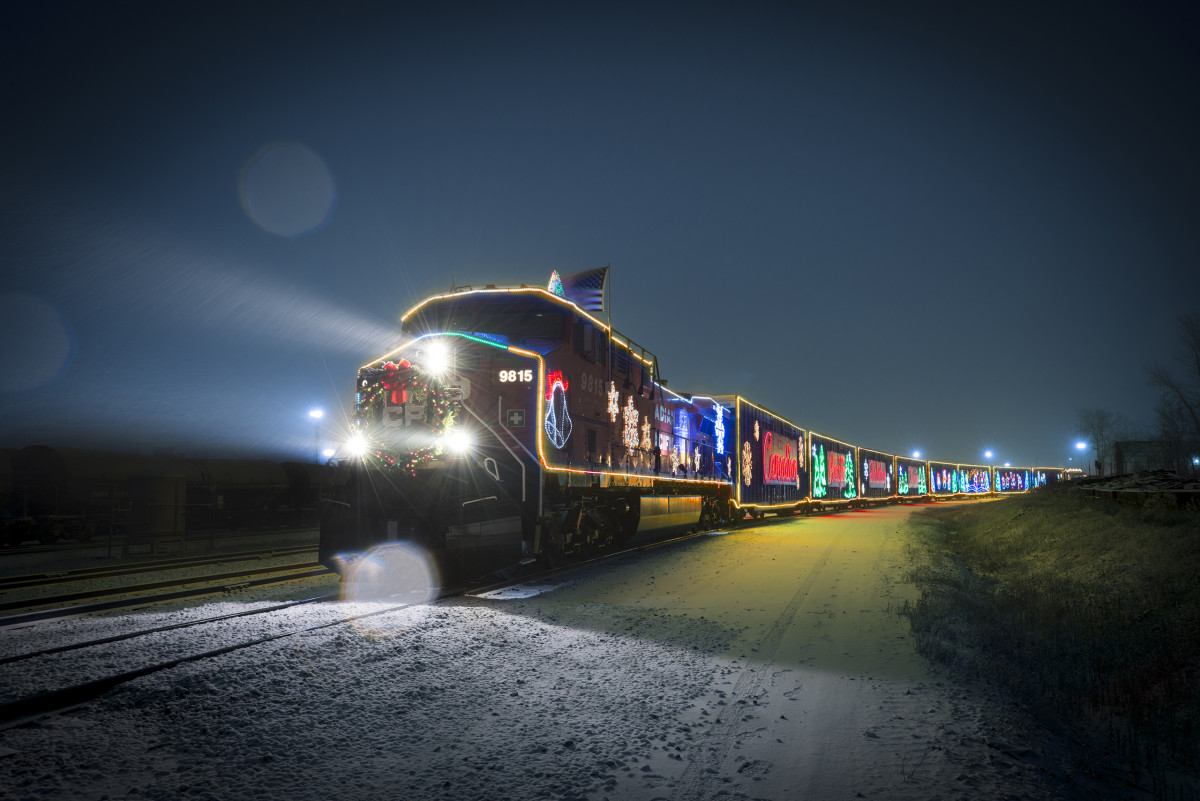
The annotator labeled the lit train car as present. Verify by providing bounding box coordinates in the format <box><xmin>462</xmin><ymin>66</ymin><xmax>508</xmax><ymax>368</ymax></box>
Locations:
<box><xmin>895</xmin><ymin>455</ymin><xmax>929</xmax><ymax>499</ymax></box>
<box><xmin>959</xmin><ymin>464</ymin><xmax>993</xmax><ymax>494</ymax></box>
<box><xmin>705</xmin><ymin>396</ymin><xmax>807</xmax><ymax>517</ymax></box>
<box><xmin>994</xmin><ymin>467</ymin><xmax>1065</xmax><ymax>492</ymax></box>
<box><xmin>809</xmin><ymin>432</ymin><xmax>858</xmax><ymax>505</ymax></box>
<box><xmin>857</xmin><ymin>447</ymin><xmax>895</xmax><ymax>501</ymax></box>
<box><xmin>929</xmin><ymin>461</ymin><xmax>993</xmax><ymax>496</ymax></box>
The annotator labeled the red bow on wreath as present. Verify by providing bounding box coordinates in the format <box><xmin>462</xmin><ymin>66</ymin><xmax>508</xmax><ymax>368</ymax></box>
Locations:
<box><xmin>380</xmin><ymin>359</ymin><xmax>412</xmax><ymax>404</ymax></box>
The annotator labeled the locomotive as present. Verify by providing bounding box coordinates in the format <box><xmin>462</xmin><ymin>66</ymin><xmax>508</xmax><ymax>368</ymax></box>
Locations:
<box><xmin>317</xmin><ymin>270</ymin><xmax>1062</xmax><ymax>583</ymax></box>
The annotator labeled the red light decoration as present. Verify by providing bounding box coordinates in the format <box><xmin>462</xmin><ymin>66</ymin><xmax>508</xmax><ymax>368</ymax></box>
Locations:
<box><xmin>545</xmin><ymin>370</ymin><xmax>568</xmax><ymax>400</ymax></box>
<box><xmin>762</xmin><ymin>431</ymin><xmax>799</xmax><ymax>485</ymax></box>
<box><xmin>828</xmin><ymin>451</ymin><xmax>847</xmax><ymax>487</ymax></box>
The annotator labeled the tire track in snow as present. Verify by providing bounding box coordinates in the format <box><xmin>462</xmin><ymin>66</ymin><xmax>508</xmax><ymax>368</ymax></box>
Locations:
<box><xmin>672</xmin><ymin>533</ymin><xmax>842</xmax><ymax>801</ymax></box>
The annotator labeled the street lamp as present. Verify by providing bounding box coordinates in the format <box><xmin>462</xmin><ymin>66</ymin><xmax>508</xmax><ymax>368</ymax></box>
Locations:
<box><xmin>309</xmin><ymin>408</ymin><xmax>324</xmax><ymax>464</ymax></box>
<box><xmin>912</xmin><ymin>450</ymin><xmax>921</xmax><ymax>459</ymax></box>
<box><xmin>1075</xmin><ymin>441</ymin><xmax>1087</xmax><ymax>475</ymax></box>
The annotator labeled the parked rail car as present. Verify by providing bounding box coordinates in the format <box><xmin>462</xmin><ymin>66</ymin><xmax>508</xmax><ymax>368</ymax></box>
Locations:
<box><xmin>318</xmin><ymin>272</ymin><xmax>1070</xmax><ymax>584</ymax></box>
<box><xmin>1</xmin><ymin>446</ymin><xmax>321</xmax><ymax>545</ymax></box>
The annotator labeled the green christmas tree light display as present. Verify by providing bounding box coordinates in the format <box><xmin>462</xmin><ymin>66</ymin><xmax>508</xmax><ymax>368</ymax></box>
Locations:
<box><xmin>899</xmin><ymin>467</ymin><xmax>909</xmax><ymax>495</ymax></box>
<box><xmin>813</xmin><ymin>445</ymin><xmax>827</xmax><ymax>498</ymax></box>
<box><xmin>843</xmin><ymin>450</ymin><xmax>857</xmax><ymax>499</ymax></box>
<box><xmin>918</xmin><ymin>468</ymin><xmax>927</xmax><ymax>495</ymax></box>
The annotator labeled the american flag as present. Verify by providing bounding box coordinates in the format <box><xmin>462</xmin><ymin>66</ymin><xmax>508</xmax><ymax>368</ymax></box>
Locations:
<box><xmin>548</xmin><ymin>267</ymin><xmax>608</xmax><ymax>312</ymax></box>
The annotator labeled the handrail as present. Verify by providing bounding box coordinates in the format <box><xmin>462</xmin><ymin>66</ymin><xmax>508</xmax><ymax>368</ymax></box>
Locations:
<box><xmin>457</xmin><ymin>401</ymin><xmax>528</xmax><ymax>505</ymax></box>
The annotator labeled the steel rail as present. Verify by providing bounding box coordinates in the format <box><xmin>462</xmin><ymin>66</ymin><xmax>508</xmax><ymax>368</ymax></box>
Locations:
<box><xmin>0</xmin><ymin>595</ymin><xmax>337</xmax><ymax>665</ymax></box>
<box><xmin>0</xmin><ymin>564</ymin><xmax>332</xmax><ymax>625</ymax></box>
<box><xmin>0</xmin><ymin>546</ymin><xmax>316</xmax><ymax>591</ymax></box>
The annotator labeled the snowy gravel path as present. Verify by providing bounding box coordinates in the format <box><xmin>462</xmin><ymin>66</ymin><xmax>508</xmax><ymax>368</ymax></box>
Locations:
<box><xmin>1</xmin><ymin>507</ymin><xmax>1137</xmax><ymax>800</ymax></box>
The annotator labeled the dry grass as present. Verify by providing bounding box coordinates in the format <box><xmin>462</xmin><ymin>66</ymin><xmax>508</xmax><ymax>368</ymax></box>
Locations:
<box><xmin>901</xmin><ymin>486</ymin><xmax>1200</xmax><ymax>797</ymax></box>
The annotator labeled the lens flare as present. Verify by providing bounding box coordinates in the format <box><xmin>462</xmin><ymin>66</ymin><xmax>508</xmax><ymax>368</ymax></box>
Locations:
<box><xmin>239</xmin><ymin>142</ymin><xmax>336</xmax><ymax>237</ymax></box>
<box><xmin>343</xmin><ymin>543</ymin><xmax>439</xmax><ymax>636</ymax></box>
<box><xmin>0</xmin><ymin>293</ymin><xmax>73</xmax><ymax>393</ymax></box>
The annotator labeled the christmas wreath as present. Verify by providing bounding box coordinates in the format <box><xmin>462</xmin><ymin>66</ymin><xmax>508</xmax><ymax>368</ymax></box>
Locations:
<box><xmin>354</xmin><ymin>359</ymin><xmax>457</xmax><ymax>476</ymax></box>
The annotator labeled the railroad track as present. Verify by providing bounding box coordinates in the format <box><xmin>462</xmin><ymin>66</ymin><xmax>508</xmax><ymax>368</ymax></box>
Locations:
<box><xmin>0</xmin><ymin>527</ymin><xmax>319</xmax><ymax>557</ymax></box>
<box><xmin>0</xmin><ymin>545</ymin><xmax>317</xmax><ymax>593</ymax></box>
<box><xmin>0</xmin><ymin>523</ymin><xmax>723</xmax><ymax>730</ymax></box>
<box><xmin>0</xmin><ymin>548</ymin><xmax>331</xmax><ymax>626</ymax></box>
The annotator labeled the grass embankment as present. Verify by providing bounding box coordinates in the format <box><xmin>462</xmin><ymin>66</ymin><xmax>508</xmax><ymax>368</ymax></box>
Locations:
<box><xmin>903</xmin><ymin>485</ymin><xmax>1200</xmax><ymax>793</ymax></box>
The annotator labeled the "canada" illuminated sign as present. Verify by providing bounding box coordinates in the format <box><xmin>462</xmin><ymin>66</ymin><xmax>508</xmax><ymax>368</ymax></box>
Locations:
<box><xmin>762</xmin><ymin>431</ymin><xmax>799</xmax><ymax>486</ymax></box>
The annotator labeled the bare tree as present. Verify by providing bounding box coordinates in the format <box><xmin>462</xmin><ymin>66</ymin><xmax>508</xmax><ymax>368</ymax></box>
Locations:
<box><xmin>1076</xmin><ymin>408</ymin><xmax>1120</xmax><ymax>476</ymax></box>
<box><xmin>1154</xmin><ymin>396</ymin><xmax>1190</xmax><ymax>473</ymax></box>
<box><xmin>1147</xmin><ymin>312</ymin><xmax>1200</xmax><ymax>475</ymax></box>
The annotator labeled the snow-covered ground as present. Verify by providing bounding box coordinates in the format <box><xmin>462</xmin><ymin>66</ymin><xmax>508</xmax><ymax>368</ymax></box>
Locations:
<box><xmin>1</xmin><ymin>507</ymin><xmax>1144</xmax><ymax>800</ymax></box>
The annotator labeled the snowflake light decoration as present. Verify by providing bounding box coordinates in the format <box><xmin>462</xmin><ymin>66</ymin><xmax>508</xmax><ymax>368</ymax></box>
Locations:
<box><xmin>607</xmin><ymin>381</ymin><xmax>619</xmax><ymax>422</ymax></box>
<box><xmin>623</xmin><ymin>396</ymin><xmax>639</xmax><ymax>449</ymax></box>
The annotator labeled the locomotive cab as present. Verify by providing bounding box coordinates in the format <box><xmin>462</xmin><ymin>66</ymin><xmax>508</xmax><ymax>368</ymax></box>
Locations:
<box><xmin>319</xmin><ymin>291</ymin><xmax>556</xmax><ymax>584</ymax></box>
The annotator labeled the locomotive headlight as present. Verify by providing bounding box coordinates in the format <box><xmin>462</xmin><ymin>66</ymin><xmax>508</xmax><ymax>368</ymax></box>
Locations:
<box><xmin>345</xmin><ymin>431</ymin><xmax>369</xmax><ymax>458</ymax></box>
<box><xmin>444</xmin><ymin>428</ymin><xmax>473</xmax><ymax>454</ymax></box>
<box><xmin>424</xmin><ymin>338</ymin><xmax>452</xmax><ymax>376</ymax></box>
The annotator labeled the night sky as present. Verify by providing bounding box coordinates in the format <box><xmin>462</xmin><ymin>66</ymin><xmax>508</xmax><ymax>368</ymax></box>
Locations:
<box><xmin>3</xmin><ymin>0</ymin><xmax>1197</xmax><ymax>468</ymax></box>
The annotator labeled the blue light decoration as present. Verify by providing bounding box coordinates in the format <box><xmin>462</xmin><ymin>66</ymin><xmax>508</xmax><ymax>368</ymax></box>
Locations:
<box><xmin>713</xmin><ymin>402</ymin><xmax>725</xmax><ymax>455</ymax></box>
<box><xmin>547</xmin><ymin>270</ymin><xmax>564</xmax><ymax>297</ymax></box>
<box><xmin>543</xmin><ymin>370</ymin><xmax>572</xmax><ymax>449</ymax></box>
<box><xmin>675</xmin><ymin>409</ymin><xmax>691</xmax><ymax>441</ymax></box>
